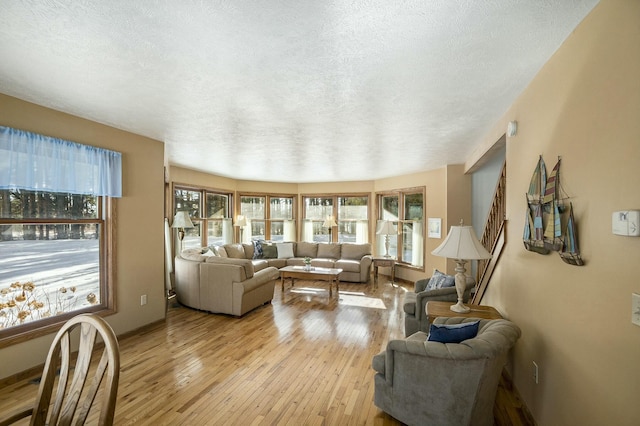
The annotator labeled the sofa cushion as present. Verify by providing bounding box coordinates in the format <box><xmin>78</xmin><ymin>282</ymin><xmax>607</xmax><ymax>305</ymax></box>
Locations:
<box><xmin>251</xmin><ymin>259</ymin><xmax>269</xmax><ymax>271</ymax></box>
<box><xmin>427</xmin><ymin>320</ymin><xmax>480</xmax><ymax>343</ymax></box>
<box><xmin>262</xmin><ymin>244</ymin><xmax>277</xmax><ymax>259</ymax></box>
<box><xmin>277</xmin><ymin>242</ymin><xmax>294</xmax><ymax>259</ymax></box>
<box><xmin>341</xmin><ymin>243</ymin><xmax>371</xmax><ymax>260</ymax></box>
<box><xmin>317</xmin><ymin>243</ymin><xmax>341</xmax><ymax>259</ymax></box>
<box><xmin>428</xmin><ymin>269</ymin><xmax>455</xmax><ymax>290</ymax></box>
<box><xmin>296</xmin><ymin>242</ymin><xmax>318</xmax><ymax>258</ymax></box>
<box><xmin>334</xmin><ymin>259</ymin><xmax>360</xmax><ymax>273</ymax></box>
<box><xmin>225</xmin><ymin>243</ymin><xmax>246</xmax><ymax>259</ymax></box>
<box><xmin>214</xmin><ymin>246</ymin><xmax>228</xmax><ymax>257</ymax></box>
<box><xmin>205</xmin><ymin>256</ymin><xmax>255</xmax><ymax>279</ymax></box>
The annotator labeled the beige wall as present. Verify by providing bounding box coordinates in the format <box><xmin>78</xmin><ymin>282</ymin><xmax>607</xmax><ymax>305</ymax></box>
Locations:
<box><xmin>0</xmin><ymin>94</ymin><xmax>166</xmax><ymax>379</ymax></box>
<box><xmin>477</xmin><ymin>1</ymin><xmax>640</xmax><ymax>424</ymax></box>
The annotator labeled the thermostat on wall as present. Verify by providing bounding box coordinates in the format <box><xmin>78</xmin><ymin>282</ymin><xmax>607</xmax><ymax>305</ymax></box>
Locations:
<box><xmin>612</xmin><ymin>210</ymin><xmax>640</xmax><ymax>236</ymax></box>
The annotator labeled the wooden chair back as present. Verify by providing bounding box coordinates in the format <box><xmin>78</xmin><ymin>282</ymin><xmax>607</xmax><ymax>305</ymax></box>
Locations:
<box><xmin>25</xmin><ymin>314</ymin><xmax>119</xmax><ymax>425</ymax></box>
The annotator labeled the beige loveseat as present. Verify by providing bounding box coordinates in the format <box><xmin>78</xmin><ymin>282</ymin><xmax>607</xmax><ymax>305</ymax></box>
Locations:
<box><xmin>174</xmin><ymin>249</ymin><xmax>280</xmax><ymax>316</ymax></box>
<box><xmin>215</xmin><ymin>241</ymin><xmax>373</xmax><ymax>283</ymax></box>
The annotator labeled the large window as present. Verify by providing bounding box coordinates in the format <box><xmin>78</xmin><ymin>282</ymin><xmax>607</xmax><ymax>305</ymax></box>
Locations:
<box><xmin>302</xmin><ymin>195</ymin><xmax>369</xmax><ymax>243</ymax></box>
<box><xmin>238</xmin><ymin>195</ymin><xmax>295</xmax><ymax>242</ymax></box>
<box><xmin>0</xmin><ymin>126</ymin><xmax>120</xmax><ymax>347</ymax></box>
<box><xmin>173</xmin><ymin>187</ymin><xmax>232</xmax><ymax>249</ymax></box>
<box><xmin>377</xmin><ymin>189</ymin><xmax>424</xmax><ymax>267</ymax></box>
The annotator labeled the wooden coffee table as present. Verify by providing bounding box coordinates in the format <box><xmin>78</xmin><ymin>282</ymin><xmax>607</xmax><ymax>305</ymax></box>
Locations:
<box><xmin>280</xmin><ymin>266</ymin><xmax>343</xmax><ymax>297</ymax></box>
<box><xmin>425</xmin><ymin>301</ymin><xmax>502</xmax><ymax>324</ymax></box>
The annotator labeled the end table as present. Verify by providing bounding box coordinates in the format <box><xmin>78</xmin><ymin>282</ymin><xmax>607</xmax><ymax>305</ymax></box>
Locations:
<box><xmin>372</xmin><ymin>257</ymin><xmax>395</xmax><ymax>288</ymax></box>
<box><xmin>425</xmin><ymin>301</ymin><xmax>502</xmax><ymax>324</ymax></box>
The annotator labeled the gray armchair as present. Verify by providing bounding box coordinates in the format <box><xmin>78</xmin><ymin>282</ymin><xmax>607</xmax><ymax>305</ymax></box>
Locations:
<box><xmin>403</xmin><ymin>275</ymin><xmax>475</xmax><ymax>336</ymax></box>
<box><xmin>372</xmin><ymin>317</ymin><xmax>521</xmax><ymax>426</ymax></box>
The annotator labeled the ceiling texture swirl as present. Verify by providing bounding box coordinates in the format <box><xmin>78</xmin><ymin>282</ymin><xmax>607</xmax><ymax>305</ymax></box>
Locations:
<box><xmin>0</xmin><ymin>1</ymin><xmax>599</xmax><ymax>182</ymax></box>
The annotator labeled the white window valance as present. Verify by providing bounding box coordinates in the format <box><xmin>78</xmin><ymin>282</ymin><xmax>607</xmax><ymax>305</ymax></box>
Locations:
<box><xmin>0</xmin><ymin>126</ymin><xmax>122</xmax><ymax>197</ymax></box>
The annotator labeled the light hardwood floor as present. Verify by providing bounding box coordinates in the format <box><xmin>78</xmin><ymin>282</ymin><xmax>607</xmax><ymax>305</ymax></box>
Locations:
<box><xmin>0</xmin><ymin>278</ymin><xmax>532</xmax><ymax>425</ymax></box>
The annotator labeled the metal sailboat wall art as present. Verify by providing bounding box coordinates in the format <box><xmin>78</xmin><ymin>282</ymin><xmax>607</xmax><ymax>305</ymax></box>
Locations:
<box><xmin>523</xmin><ymin>155</ymin><xmax>584</xmax><ymax>265</ymax></box>
<box><xmin>523</xmin><ymin>156</ymin><xmax>551</xmax><ymax>254</ymax></box>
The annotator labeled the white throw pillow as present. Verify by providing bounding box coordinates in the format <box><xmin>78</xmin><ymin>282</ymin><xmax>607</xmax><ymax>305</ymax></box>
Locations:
<box><xmin>276</xmin><ymin>242</ymin><xmax>294</xmax><ymax>259</ymax></box>
<box><xmin>201</xmin><ymin>248</ymin><xmax>216</xmax><ymax>257</ymax></box>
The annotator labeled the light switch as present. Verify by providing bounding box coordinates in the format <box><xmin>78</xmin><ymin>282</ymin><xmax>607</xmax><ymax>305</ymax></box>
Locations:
<box><xmin>632</xmin><ymin>293</ymin><xmax>640</xmax><ymax>326</ymax></box>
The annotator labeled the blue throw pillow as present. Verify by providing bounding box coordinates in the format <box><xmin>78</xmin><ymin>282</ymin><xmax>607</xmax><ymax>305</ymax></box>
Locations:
<box><xmin>428</xmin><ymin>269</ymin><xmax>456</xmax><ymax>290</ymax></box>
<box><xmin>253</xmin><ymin>240</ymin><xmax>264</xmax><ymax>259</ymax></box>
<box><xmin>427</xmin><ymin>320</ymin><xmax>480</xmax><ymax>343</ymax></box>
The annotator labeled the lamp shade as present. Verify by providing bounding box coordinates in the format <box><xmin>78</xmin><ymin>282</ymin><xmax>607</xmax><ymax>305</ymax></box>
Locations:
<box><xmin>235</xmin><ymin>215</ymin><xmax>247</xmax><ymax>227</ymax></box>
<box><xmin>172</xmin><ymin>211</ymin><xmax>194</xmax><ymax>229</ymax></box>
<box><xmin>432</xmin><ymin>224</ymin><xmax>491</xmax><ymax>260</ymax></box>
<box><xmin>322</xmin><ymin>216</ymin><xmax>337</xmax><ymax>228</ymax></box>
<box><xmin>376</xmin><ymin>220</ymin><xmax>396</xmax><ymax>236</ymax></box>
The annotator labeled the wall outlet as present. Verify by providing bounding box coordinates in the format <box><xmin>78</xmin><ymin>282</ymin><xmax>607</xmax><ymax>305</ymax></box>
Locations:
<box><xmin>532</xmin><ymin>361</ymin><xmax>539</xmax><ymax>384</ymax></box>
<box><xmin>632</xmin><ymin>293</ymin><xmax>640</xmax><ymax>326</ymax></box>
<box><xmin>140</xmin><ymin>294</ymin><xmax>147</xmax><ymax>306</ymax></box>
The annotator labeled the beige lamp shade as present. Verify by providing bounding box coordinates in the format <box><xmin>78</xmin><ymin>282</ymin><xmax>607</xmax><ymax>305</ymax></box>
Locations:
<box><xmin>322</xmin><ymin>216</ymin><xmax>337</xmax><ymax>228</ymax></box>
<box><xmin>235</xmin><ymin>215</ymin><xmax>247</xmax><ymax>227</ymax></box>
<box><xmin>431</xmin><ymin>223</ymin><xmax>491</xmax><ymax>261</ymax></box>
<box><xmin>376</xmin><ymin>220</ymin><xmax>396</xmax><ymax>236</ymax></box>
<box><xmin>172</xmin><ymin>211</ymin><xmax>194</xmax><ymax>229</ymax></box>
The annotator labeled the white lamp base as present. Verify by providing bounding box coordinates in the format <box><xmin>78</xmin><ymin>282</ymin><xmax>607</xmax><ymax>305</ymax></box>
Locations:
<box><xmin>450</xmin><ymin>301</ymin><xmax>471</xmax><ymax>313</ymax></box>
<box><xmin>450</xmin><ymin>259</ymin><xmax>471</xmax><ymax>314</ymax></box>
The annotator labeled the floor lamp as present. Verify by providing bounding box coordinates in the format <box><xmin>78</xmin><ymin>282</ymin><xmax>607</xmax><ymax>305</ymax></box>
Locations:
<box><xmin>172</xmin><ymin>211</ymin><xmax>194</xmax><ymax>253</ymax></box>
<box><xmin>235</xmin><ymin>215</ymin><xmax>247</xmax><ymax>243</ymax></box>
<box><xmin>322</xmin><ymin>215</ymin><xmax>337</xmax><ymax>242</ymax></box>
<box><xmin>431</xmin><ymin>220</ymin><xmax>492</xmax><ymax>313</ymax></box>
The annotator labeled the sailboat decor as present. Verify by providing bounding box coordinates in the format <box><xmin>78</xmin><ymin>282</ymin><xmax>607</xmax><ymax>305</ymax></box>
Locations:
<box><xmin>523</xmin><ymin>156</ymin><xmax>550</xmax><ymax>254</ymax></box>
<box><xmin>523</xmin><ymin>155</ymin><xmax>584</xmax><ymax>265</ymax></box>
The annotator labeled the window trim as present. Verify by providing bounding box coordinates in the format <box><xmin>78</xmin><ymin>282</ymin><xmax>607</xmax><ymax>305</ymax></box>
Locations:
<box><xmin>172</xmin><ymin>183</ymin><xmax>234</xmax><ymax>247</ymax></box>
<box><xmin>0</xmin><ymin>198</ymin><xmax>117</xmax><ymax>349</ymax></box>
<box><xmin>376</xmin><ymin>187</ymin><xmax>425</xmax><ymax>270</ymax></box>
<box><xmin>237</xmin><ymin>192</ymin><xmax>297</xmax><ymax>242</ymax></box>
<box><xmin>301</xmin><ymin>193</ymin><xmax>370</xmax><ymax>243</ymax></box>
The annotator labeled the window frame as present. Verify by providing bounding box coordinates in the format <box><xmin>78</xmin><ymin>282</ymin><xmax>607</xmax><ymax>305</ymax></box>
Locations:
<box><xmin>376</xmin><ymin>187</ymin><xmax>425</xmax><ymax>269</ymax></box>
<box><xmin>302</xmin><ymin>193</ymin><xmax>370</xmax><ymax>243</ymax></box>
<box><xmin>237</xmin><ymin>193</ymin><xmax>296</xmax><ymax>242</ymax></box>
<box><xmin>0</xmin><ymin>196</ymin><xmax>116</xmax><ymax>349</ymax></box>
<box><xmin>172</xmin><ymin>184</ymin><xmax>234</xmax><ymax>248</ymax></box>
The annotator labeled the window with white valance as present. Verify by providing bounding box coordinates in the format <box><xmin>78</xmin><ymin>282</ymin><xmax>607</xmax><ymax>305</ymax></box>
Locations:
<box><xmin>0</xmin><ymin>126</ymin><xmax>122</xmax><ymax>197</ymax></box>
<box><xmin>0</xmin><ymin>126</ymin><xmax>120</xmax><ymax>347</ymax></box>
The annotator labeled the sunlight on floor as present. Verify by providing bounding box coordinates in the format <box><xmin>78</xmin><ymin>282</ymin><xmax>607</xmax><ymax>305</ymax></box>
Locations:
<box><xmin>339</xmin><ymin>291</ymin><xmax>387</xmax><ymax>309</ymax></box>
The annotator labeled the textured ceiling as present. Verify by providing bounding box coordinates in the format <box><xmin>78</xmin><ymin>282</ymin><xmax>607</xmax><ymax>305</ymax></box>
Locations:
<box><xmin>0</xmin><ymin>1</ymin><xmax>599</xmax><ymax>183</ymax></box>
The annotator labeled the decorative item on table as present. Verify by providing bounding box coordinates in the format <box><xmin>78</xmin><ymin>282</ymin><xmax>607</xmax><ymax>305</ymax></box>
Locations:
<box><xmin>303</xmin><ymin>256</ymin><xmax>312</xmax><ymax>271</ymax></box>
<box><xmin>432</xmin><ymin>220</ymin><xmax>492</xmax><ymax>313</ymax></box>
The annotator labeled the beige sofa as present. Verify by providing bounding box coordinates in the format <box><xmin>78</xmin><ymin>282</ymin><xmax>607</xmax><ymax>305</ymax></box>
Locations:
<box><xmin>174</xmin><ymin>242</ymin><xmax>372</xmax><ymax>317</ymax></box>
<box><xmin>216</xmin><ymin>241</ymin><xmax>373</xmax><ymax>283</ymax></box>
<box><xmin>174</xmin><ymin>249</ymin><xmax>280</xmax><ymax>316</ymax></box>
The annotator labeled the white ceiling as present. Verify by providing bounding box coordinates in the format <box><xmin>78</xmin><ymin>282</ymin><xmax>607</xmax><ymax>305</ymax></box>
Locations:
<box><xmin>0</xmin><ymin>1</ymin><xmax>599</xmax><ymax>183</ymax></box>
